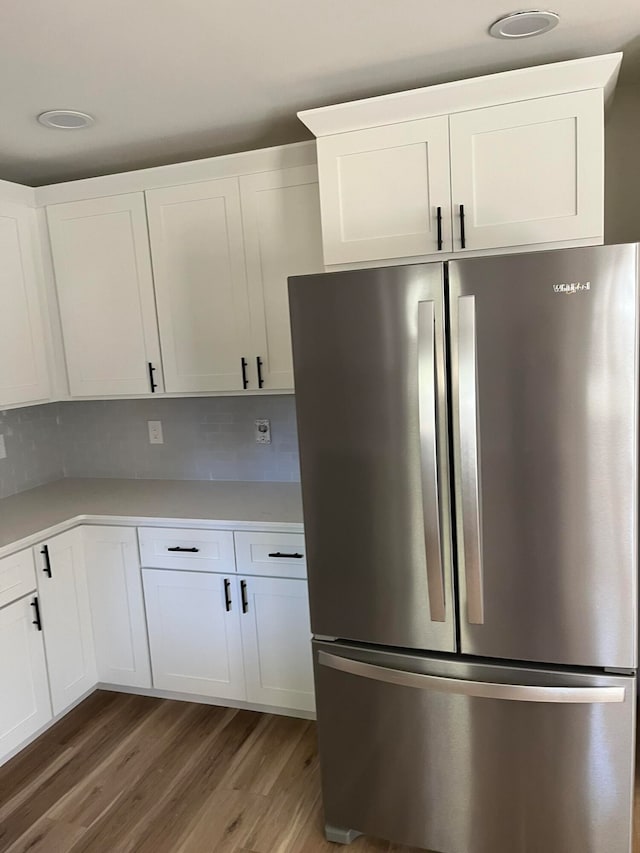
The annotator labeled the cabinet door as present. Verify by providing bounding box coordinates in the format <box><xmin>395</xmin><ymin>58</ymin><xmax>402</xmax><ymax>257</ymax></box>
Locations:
<box><xmin>240</xmin><ymin>576</ymin><xmax>314</xmax><ymax>712</ymax></box>
<box><xmin>47</xmin><ymin>193</ymin><xmax>163</xmax><ymax>397</ymax></box>
<box><xmin>84</xmin><ymin>526</ymin><xmax>151</xmax><ymax>688</ymax></box>
<box><xmin>35</xmin><ymin>529</ymin><xmax>97</xmax><ymax>715</ymax></box>
<box><xmin>142</xmin><ymin>569</ymin><xmax>245</xmax><ymax>700</ymax></box>
<box><xmin>449</xmin><ymin>90</ymin><xmax>603</xmax><ymax>252</ymax></box>
<box><xmin>0</xmin><ymin>202</ymin><xmax>49</xmax><ymax>407</ymax></box>
<box><xmin>146</xmin><ymin>179</ymin><xmax>250</xmax><ymax>393</ymax></box>
<box><xmin>317</xmin><ymin>116</ymin><xmax>452</xmax><ymax>265</ymax></box>
<box><xmin>240</xmin><ymin>166</ymin><xmax>324</xmax><ymax>390</ymax></box>
<box><xmin>0</xmin><ymin>595</ymin><xmax>52</xmax><ymax>763</ymax></box>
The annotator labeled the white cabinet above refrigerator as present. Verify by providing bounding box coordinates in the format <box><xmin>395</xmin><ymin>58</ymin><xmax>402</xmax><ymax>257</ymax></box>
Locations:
<box><xmin>298</xmin><ymin>53</ymin><xmax>621</xmax><ymax>268</ymax></box>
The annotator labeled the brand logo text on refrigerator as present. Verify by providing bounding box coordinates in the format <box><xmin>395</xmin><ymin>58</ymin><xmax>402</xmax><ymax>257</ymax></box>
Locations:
<box><xmin>553</xmin><ymin>282</ymin><xmax>591</xmax><ymax>293</ymax></box>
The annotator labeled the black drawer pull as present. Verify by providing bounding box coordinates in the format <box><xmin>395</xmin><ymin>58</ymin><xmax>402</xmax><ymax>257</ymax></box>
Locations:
<box><xmin>31</xmin><ymin>597</ymin><xmax>42</xmax><ymax>631</ymax></box>
<box><xmin>167</xmin><ymin>546</ymin><xmax>199</xmax><ymax>553</ymax></box>
<box><xmin>241</xmin><ymin>357</ymin><xmax>249</xmax><ymax>390</ymax></box>
<box><xmin>256</xmin><ymin>356</ymin><xmax>264</xmax><ymax>389</ymax></box>
<box><xmin>224</xmin><ymin>578</ymin><xmax>232</xmax><ymax>612</ymax></box>
<box><xmin>40</xmin><ymin>545</ymin><xmax>52</xmax><ymax>578</ymax></box>
<box><xmin>241</xmin><ymin>580</ymin><xmax>249</xmax><ymax>613</ymax></box>
<box><xmin>268</xmin><ymin>551</ymin><xmax>304</xmax><ymax>559</ymax></box>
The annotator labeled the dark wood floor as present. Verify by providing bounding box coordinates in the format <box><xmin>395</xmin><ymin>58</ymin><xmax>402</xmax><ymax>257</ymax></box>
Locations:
<box><xmin>0</xmin><ymin>690</ymin><xmax>637</xmax><ymax>853</ymax></box>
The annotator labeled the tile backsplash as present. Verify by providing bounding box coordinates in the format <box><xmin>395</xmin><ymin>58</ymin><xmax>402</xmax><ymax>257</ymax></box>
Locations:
<box><xmin>0</xmin><ymin>405</ymin><xmax>65</xmax><ymax>499</ymax></box>
<box><xmin>0</xmin><ymin>395</ymin><xmax>300</xmax><ymax>499</ymax></box>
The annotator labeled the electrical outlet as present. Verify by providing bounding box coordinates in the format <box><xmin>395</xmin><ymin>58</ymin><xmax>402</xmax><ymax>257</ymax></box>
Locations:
<box><xmin>0</xmin><ymin>435</ymin><xmax>6</xmax><ymax>460</ymax></box>
<box><xmin>148</xmin><ymin>421</ymin><xmax>164</xmax><ymax>444</ymax></box>
<box><xmin>255</xmin><ymin>419</ymin><xmax>271</xmax><ymax>444</ymax></box>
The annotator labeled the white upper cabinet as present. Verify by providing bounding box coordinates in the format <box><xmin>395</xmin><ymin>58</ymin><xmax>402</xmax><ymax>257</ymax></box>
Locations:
<box><xmin>47</xmin><ymin>193</ymin><xmax>163</xmax><ymax>397</ymax></box>
<box><xmin>240</xmin><ymin>165</ymin><xmax>324</xmax><ymax>389</ymax></box>
<box><xmin>448</xmin><ymin>90</ymin><xmax>603</xmax><ymax>252</ymax></box>
<box><xmin>0</xmin><ymin>202</ymin><xmax>50</xmax><ymax>407</ymax></box>
<box><xmin>146</xmin><ymin>179</ymin><xmax>251</xmax><ymax>393</ymax></box>
<box><xmin>316</xmin><ymin>117</ymin><xmax>452</xmax><ymax>265</ymax></box>
<box><xmin>299</xmin><ymin>53</ymin><xmax>621</xmax><ymax>267</ymax></box>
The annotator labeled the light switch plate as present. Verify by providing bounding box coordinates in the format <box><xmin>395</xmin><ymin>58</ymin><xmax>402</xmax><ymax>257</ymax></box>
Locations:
<box><xmin>0</xmin><ymin>435</ymin><xmax>5</xmax><ymax>459</ymax></box>
<box><xmin>255</xmin><ymin>419</ymin><xmax>271</xmax><ymax>444</ymax></box>
<box><xmin>148</xmin><ymin>421</ymin><xmax>164</xmax><ymax>444</ymax></box>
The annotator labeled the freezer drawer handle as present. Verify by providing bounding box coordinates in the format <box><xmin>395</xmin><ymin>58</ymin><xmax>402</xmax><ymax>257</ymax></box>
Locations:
<box><xmin>318</xmin><ymin>652</ymin><xmax>626</xmax><ymax>704</ymax></box>
<box><xmin>457</xmin><ymin>295</ymin><xmax>484</xmax><ymax>624</ymax></box>
<box><xmin>418</xmin><ymin>301</ymin><xmax>446</xmax><ymax>622</ymax></box>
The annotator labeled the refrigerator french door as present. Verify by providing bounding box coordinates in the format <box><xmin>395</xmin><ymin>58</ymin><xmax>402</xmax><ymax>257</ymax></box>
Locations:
<box><xmin>291</xmin><ymin>263</ymin><xmax>456</xmax><ymax>653</ymax></box>
<box><xmin>288</xmin><ymin>243</ymin><xmax>639</xmax><ymax>853</ymax></box>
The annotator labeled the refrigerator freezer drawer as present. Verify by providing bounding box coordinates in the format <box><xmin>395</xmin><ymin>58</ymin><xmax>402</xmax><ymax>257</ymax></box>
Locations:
<box><xmin>314</xmin><ymin>641</ymin><xmax>635</xmax><ymax>853</ymax></box>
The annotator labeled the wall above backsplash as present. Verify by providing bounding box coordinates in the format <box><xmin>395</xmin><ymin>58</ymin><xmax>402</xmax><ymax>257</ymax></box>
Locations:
<box><xmin>0</xmin><ymin>395</ymin><xmax>300</xmax><ymax>500</ymax></box>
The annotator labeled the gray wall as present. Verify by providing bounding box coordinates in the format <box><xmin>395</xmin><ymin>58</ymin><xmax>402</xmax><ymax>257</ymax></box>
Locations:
<box><xmin>0</xmin><ymin>395</ymin><xmax>299</xmax><ymax>499</ymax></box>
<box><xmin>605</xmin><ymin>81</ymin><xmax>640</xmax><ymax>245</ymax></box>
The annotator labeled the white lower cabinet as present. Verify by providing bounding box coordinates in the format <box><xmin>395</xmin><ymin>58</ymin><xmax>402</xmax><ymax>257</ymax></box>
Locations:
<box><xmin>142</xmin><ymin>569</ymin><xmax>246</xmax><ymax>700</ymax></box>
<box><xmin>35</xmin><ymin>528</ymin><xmax>97</xmax><ymax>715</ymax></box>
<box><xmin>0</xmin><ymin>594</ymin><xmax>52</xmax><ymax>762</ymax></box>
<box><xmin>239</xmin><ymin>576</ymin><xmax>315</xmax><ymax>712</ymax></box>
<box><xmin>141</xmin><ymin>566</ymin><xmax>314</xmax><ymax>713</ymax></box>
<box><xmin>84</xmin><ymin>526</ymin><xmax>151</xmax><ymax>689</ymax></box>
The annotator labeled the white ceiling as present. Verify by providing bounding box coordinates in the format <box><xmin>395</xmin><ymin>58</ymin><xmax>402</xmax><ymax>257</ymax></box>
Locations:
<box><xmin>1</xmin><ymin>0</ymin><xmax>639</xmax><ymax>186</ymax></box>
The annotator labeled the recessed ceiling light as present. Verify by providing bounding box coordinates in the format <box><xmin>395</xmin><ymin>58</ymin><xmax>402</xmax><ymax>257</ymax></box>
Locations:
<box><xmin>489</xmin><ymin>10</ymin><xmax>560</xmax><ymax>39</ymax></box>
<box><xmin>37</xmin><ymin>110</ymin><xmax>94</xmax><ymax>129</ymax></box>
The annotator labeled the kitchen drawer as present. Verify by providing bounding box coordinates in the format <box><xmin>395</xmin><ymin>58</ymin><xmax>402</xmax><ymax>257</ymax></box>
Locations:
<box><xmin>0</xmin><ymin>549</ymin><xmax>37</xmax><ymax>609</ymax></box>
<box><xmin>138</xmin><ymin>527</ymin><xmax>235</xmax><ymax>573</ymax></box>
<box><xmin>234</xmin><ymin>532</ymin><xmax>307</xmax><ymax>579</ymax></box>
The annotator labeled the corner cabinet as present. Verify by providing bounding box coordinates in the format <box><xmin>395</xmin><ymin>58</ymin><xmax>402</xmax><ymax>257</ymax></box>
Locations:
<box><xmin>0</xmin><ymin>202</ymin><xmax>50</xmax><ymax>408</ymax></box>
<box><xmin>83</xmin><ymin>526</ymin><xmax>151</xmax><ymax>689</ymax></box>
<box><xmin>46</xmin><ymin>193</ymin><xmax>163</xmax><ymax>397</ymax></box>
<box><xmin>300</xmin><ymin>54</ymin><xmax>620</xmax><ymax>267</ymax></box>
<box><xmin>34</xmin><ymin>528</ymin><xmax>97</xmax><ymax>715</ymax></box>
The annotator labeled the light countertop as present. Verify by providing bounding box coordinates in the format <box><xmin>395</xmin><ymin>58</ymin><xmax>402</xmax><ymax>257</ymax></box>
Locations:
<box><xmin>0</xmin><ymin>478</ymin><xmax>304</xmax><ymax>554</ymax></box>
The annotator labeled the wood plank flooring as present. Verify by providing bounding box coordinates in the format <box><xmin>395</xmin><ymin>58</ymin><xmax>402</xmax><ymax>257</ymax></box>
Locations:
<box><xmin>0</xmin><ymin>690</ymin><xmax>637</xmax><ymax>853</ymax></box>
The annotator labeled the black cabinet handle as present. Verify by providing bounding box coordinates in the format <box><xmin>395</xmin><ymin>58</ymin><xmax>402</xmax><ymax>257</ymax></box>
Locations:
<box><xmin>224</xmin><ymin>578</ymin><xmax>232</xmax><ymax>612</ymax></box>
<box><xmin>268</xmin><ymin>552</ymin><xmax>304</xmax><ymax>559</ymax></box>
<box><xmin>241</xmin><ymin>357</ymin><xmax>249</xmax><ymax>390</ymax></box>
<box><xmin>241</xmin><ymin>580</ymin><xmax>248</xmax><ymax>614</ymax></box>
<box><xmin>148</xmin><ymin>362</ymin><xmax>158</xmax><ymax>393</ymax></box>
<box><xmin>436</xmin><ymin>206</ymin><xmax>443</xmax><ymax>251</ymax></box>
<box><xmin>459</xmin><ymin>204</ymin><xmax>466</xmax><ymax>249</ymax></box>
<box><xmin>167</xmin><ymin>546</ymin><xmax>199</xmax><ymax>553</ymax></box>
<box><xmin>256</xmin><ymin>356</ymin><xmax>264</xmax><ymax>389</ymax></box>
<box><xmin>31</xmin><ymin>597</ymin><xmax>42</xmax><ymax>631</ymax></box>
<box><xmin>40</xmin><ymin>545</ymin><xmax>52</xmax><ymax>578</ymax></box>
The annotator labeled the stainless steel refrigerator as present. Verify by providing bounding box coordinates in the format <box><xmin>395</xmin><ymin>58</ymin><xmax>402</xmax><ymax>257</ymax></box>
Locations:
<box><xmin>288</xmin><ymin>244</ymin><xmax>638</xmax><ymax>853</ymax></box>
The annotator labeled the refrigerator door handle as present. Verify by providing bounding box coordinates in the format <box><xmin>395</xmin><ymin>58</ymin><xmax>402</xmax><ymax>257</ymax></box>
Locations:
<box><xmin>457</xmin><ymin>295</ymin><xmax>485</xmax><ymax>625</ymax></box>
<box><xmin>318</xmin><ymin>651</ymin><xmax>626</xmax><ymax>704</ymax></box>
<box><xmin>418</xmin><ymin>300</ymin><xmax>446</xmax><ymax>623</ymax></box>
